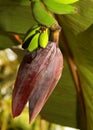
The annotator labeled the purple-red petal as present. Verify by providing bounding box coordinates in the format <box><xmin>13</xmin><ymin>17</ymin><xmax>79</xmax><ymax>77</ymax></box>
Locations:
<box><xmin>29</xmin><ymin>46</ymin><xmax>63</xmax><ymax>122</ymax></box>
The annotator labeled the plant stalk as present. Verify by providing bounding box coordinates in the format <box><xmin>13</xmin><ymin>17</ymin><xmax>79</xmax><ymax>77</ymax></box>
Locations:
<box><xmin>50</xmin><ymin>23</ymin><xmax>61</xmax><ymax>46</ymax></box>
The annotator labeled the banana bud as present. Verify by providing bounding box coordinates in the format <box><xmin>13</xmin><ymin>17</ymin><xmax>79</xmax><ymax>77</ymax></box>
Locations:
<box><xmin>12</xmin><ymin>42</ymin><xmax>63</xmax><ymax>123</ymax></box>
<box><xmin>39</xmin><ymin>28</ymin><xmax>49</xmax><ymax>48</ymax></box>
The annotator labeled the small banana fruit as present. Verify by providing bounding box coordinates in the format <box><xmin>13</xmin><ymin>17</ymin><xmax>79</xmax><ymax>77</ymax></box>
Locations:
<box><xmin>31</xmin><ymin>1</ymin><xmax>56</xmax><ymax>26</ymax></box>
<box><xmin>39</xmin><ymin>28</ymin><xmax>49</xmax><ymax>48</ymax></box>
<box><xmin>22</xmin><ymin>25</ymin><xmax>40</xmax><ymax>49</ymax></box>
<box><xmin>51</xmin><ymin>0</ymin><xmax>78</xmax><ymax>4</ymax></box>
<box><xmin>23</xmin><ymin>25</ymin><xmax>40</xmax><ymax>42</ymax></box>
<box><xmin>28</xmin><ymin>32</ymin><xmax>40</xmax><ymax>52</ymax></box>
<box><xmin>41</xmin><ymin>0</ymin><xmax>76</xmax><ymax>14</ymax></box>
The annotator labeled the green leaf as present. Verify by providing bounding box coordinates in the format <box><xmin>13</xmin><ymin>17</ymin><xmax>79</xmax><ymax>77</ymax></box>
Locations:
<box><xmin>0</xmin><ymin>0</ymin><xmax>36</xmax><ymax>34</ymax></box>
<box><xmin>57</xmin><ymin>10</ymin><xmax>93</xmax><ymax>130</ymax></box>
<box><xmin>0</xmin><ymin>0</ymin><xmax>30</xmax><ymax>6</ymax></box>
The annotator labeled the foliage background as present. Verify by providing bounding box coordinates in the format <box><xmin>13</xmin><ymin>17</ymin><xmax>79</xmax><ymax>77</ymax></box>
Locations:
<box><xmin>0</xmin><ymin>0</ymin><xmax>93</xmax><ymax>130</ymax></box>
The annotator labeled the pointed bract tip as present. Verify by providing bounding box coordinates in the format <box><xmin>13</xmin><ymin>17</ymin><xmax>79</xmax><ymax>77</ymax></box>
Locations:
<box><xmin>12</xmin><ymin>103</ymin><xmax>23</xmax><ymax>119</ymax></box>
<box><xmin>12</xmin><ymin>110</ymin><xmax>20</xmax><ymax>118</ymax></box>
<box><xmin>29</xmin><ymin>113</ymin><xmax>36</xmax><ymax>124</ymax></box>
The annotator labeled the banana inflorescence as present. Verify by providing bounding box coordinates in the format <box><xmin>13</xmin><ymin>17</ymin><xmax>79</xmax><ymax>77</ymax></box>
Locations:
<box><xmin>12</xmin><ymin>0</ymin><xmax>79</xmax><ymax>123</ymax></box>
<box><xmin>12</xmin><ymin>42</ymin><xmax>63</xmax><ymax>122</ymax></box>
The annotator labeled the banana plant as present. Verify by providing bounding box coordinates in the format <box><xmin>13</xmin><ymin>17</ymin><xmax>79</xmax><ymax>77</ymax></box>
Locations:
<box><xmin>11</xmin><ymin>0</ymin><xmax>79</xmax><ymax>124</ymax></box>
<box><xmin>3</xmin><ymin>0</ymin><xmax>93</xmax><ymax>130</ymax></box>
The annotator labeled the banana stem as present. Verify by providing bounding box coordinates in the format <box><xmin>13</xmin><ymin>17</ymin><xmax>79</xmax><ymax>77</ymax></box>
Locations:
<box><xmin>51</xmin><ymin>30</ymin><xmax>60</xmax><ymax>46</ymax></box>
<box><xmin>50</xmin><ymin>23</ymin><xmax>61</xmax><ymax>46</ymax></box>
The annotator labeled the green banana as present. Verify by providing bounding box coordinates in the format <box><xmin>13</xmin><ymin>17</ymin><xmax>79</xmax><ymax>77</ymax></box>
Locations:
<box><xmin>24</xmin><ymin>25</ymin><xmax>40</xmax><ymax>42</ymax></box>
<box><xmin>31</xmin><ymin>1</ymin><xmax>56</xmax><ymax>26</ymax></box>
<box><xmin>42</xmin><ymin>0</ymin><xmax>76</xmax><ymax>14</ymax></box>
<box><xmin>51</xmin><ymin>0</ymin><xmax>78</xmax><ymax>4</ymax></box>
<box><xmin>22</xmin><ymin>25</ymin><xmax>40</xmax><ymax>49</ymax></box>
<box><xmin>28</xmin><ymin>32</ymin><xmax>40</xmax><ymax>52</ymax></box>
<box><xmin>39</xmin><ymin>28</ymin><xmax>49</xmax><ymax>48</ymax></box>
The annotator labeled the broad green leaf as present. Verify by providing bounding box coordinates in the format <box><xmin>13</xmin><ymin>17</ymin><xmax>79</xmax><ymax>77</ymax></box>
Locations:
<box><xmin>0</xmin><ymin>0</ymin><xmax>30</xmax><ymax>6</ymax></box>
<box><xmin>0</xmin><ymin>0</ymin><xmax>36</xmax><ymax>34</ymax></box>
<box><xmin>58</xmin><ymin>13</ymin><xmax>93</xmax><ymax>130</ymax></box>
<box><xmin>78</xmin><ymin>66</ymin><xmax>93</xmax><ymax>130</ymax></box>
